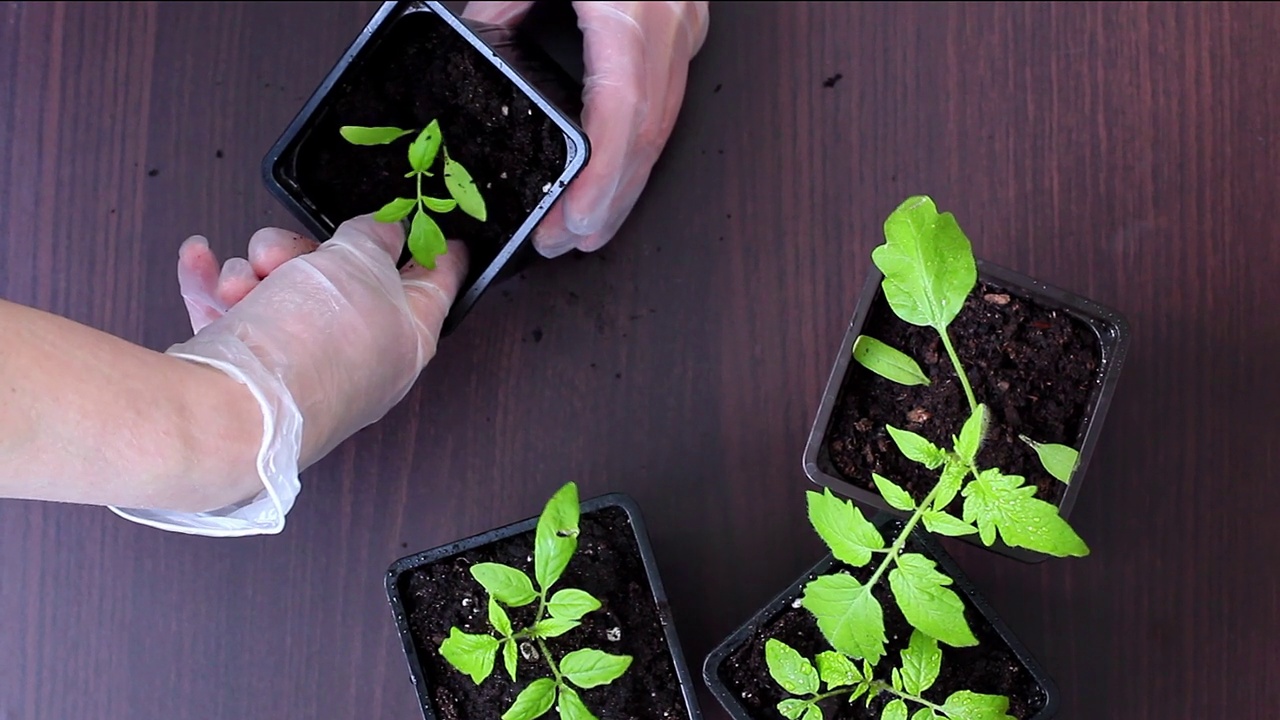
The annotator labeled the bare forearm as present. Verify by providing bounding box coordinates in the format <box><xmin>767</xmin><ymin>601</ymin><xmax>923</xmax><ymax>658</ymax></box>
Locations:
<box><xmin>0</xmin><ymin>299</ymin><xmax>262</xmax><ymax>512</ymax></box>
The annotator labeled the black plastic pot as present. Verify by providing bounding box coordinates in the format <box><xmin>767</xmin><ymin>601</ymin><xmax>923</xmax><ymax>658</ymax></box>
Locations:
<box><xmin>703</xmin><ymin>515</ymin><xmax>1060</xmax><ymax>720</ymax></box>
<box><xmin>262</xmin><ymin>1</ymin><xmax>590</xmax><ymax>336</ymax></box>
<box><xmin>803</xmin><ymin>260</ymin><xmax>1130</xmax><ymax>563</ymax></box>
<box><xmin>386</xmin><ymin>492</ymin><xmax>703</xmax><ymax>720</ymax></box>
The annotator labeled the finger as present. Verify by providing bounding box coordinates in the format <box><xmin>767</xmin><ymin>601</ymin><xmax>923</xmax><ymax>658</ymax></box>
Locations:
<box><xmin>247</xmin><ymin>227</ymin><xmax>319</xmax><ymax>277</ymax></box>
<box><xmin>216</xmin><ymin>257</ymin><xmax>261</xmax><ymax>308</ymax></box>
<box><xmin>399</xmin><ymin>240</ymin><xmax>470</xmax><ymax>358</ymax></box>
<box><xmin>532</xmin><ymin>200</ymin><xmax>577</xmax><ymax>257</ymax></box>
<box><xmin>176</xmin><ymin>235</ymin><xmax>226</xmax><ymax>333</ymax></box>
<box><xmin>327</xmin><ymin>214</ymin><xmax>405</xmax><ymax>261</ymax></box>
<box><xmin>461</xmin><ymin>0</ymin><xmax>535</xmax><ymax>25</ymax></box>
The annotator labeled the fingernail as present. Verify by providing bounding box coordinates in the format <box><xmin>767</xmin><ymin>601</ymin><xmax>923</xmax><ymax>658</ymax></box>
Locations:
<box><xmin>537</xmin><ymin>237</ymin><xmax>579</xmax><ymax>259</ymax></box>
<box><xmin>179</xmin><ymin>235</ymin><xmax>209</xmax><ymax>256</ymax></box>
<box><xmin>564</xmin><ymin>204</ymin><xmax>607</xmax><ymax>237</ymax></box>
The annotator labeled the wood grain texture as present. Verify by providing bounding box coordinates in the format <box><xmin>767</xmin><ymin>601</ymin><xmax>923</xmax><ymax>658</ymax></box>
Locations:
<box><xmin>2</xmin><ymin>2</ymin><xmax>1277</xmax><ymax>718</ymax></box>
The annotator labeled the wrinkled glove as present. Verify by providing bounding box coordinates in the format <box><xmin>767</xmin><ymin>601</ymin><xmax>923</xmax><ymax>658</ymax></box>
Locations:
<box><xmin>464</xmin><ymin>0</ymin><xmax>710</xmax><ymax>257</ymax></box>
<box><xmin>110</xmin><ymin>216</ymin><xmax>467</xmax><ymax>537</ymax></box>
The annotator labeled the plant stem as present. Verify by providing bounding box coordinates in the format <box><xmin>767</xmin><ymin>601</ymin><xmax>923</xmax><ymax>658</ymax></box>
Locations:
<box><xmin>872</xmin><ymin>680</ymin><xmax>949</xmax><ymax>715</ymax></box>
<box><xmin>535</xmin><ymin>636</ymin><xmax>565</xmax><ymax>685</ymax></box>
<box><xmin>938</xmin><ymin>327</ymin><xmax>977</xmax><ymax>412</ymax></box>
<box><xmin>865</xmin><ymin>480</ymin><xmax>945</xmax><ymax>590</ymax></box>
<box><xmin>415</xmin><ymin>170</ymin><xmax>424</xmax><ymax>212</ymax></box>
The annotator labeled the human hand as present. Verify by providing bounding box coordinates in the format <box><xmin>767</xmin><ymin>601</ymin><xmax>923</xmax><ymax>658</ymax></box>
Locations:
<box><xmin>463</xmin><ymin>1</ymin><xmax>710</xmax><ymax>258</ymax></box>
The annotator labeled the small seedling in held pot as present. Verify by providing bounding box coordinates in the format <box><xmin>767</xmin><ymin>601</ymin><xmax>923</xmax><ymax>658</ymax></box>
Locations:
<box><xmin>438</xmin><ymin>482</ymin><xmax>633</xmax><ymax>720</ymax></box>
<box><xmin>339</xmin><ymin>120</ymin><xmax>488</xmax><ymax>269</ymax></box>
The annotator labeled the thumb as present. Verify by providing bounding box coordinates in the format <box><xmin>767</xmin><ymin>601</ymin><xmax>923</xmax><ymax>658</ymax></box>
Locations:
<box><xmin>399</xmin><ymin>240</ymin><xmax>469</xmax><ymax>358</ymax></box>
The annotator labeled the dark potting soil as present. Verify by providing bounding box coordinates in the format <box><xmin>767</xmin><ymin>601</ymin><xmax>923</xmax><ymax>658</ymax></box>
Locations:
<box><xmin>826</xmin><ymin>281</ymin><xmax>1102</xmax><ymax>512</ymax></box>
<box><xmin>718</xmin><ymin>529</ymin><xmax>1046</xmax><ymax>719</ymax></box>
<box><xmin>290</xmin><ymin>9</ymin><xmax>568</xmax><ymax>275</ymax></box>
<box><xmin>397</xmin><ymin>506</ymin><xmax>687</xmax><ymax>720</ymax></box>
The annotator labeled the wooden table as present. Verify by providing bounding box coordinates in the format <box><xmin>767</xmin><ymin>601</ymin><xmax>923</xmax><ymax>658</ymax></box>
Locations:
<box><xmin>2</xmin><ymin>2</ymin><xmax>1275</xmax><ymax>718</ymax></box>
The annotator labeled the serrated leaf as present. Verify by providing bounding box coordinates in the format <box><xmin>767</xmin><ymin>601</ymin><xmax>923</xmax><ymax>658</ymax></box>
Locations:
<box><xmin>559</xmin><ymin>648</ymin><xmax>632</xmax><ymax>689</ymax></box>
<box><xmin>422</xmin><ymin>196</ymin><xmax>458</xmax><ymax>213</ymax></box>
<box><xmin>548</xmin><ymin>589</ymin><xmax>601</xmax><ymax>621</ymax></box>
<box><xmin>764</xmin><ymin>639</ymin><xmax>819</xmax><ymax>695</ymax></box>
<box><xmin>872</xmin><ymin>473</ymin><xmax>916</xmax><ymax>512</ymax></box>
<box><xmin>439</xmin><ymin>628</ymin><xmax>499</xmax><ymax>685</ymax></box>
<box><xmin>806</xmin><ymin>490</ymin><xmax>885</xmax><ymax>567</ymax></box>
<box><xmin>954</xmin><ymin>404</ymin><xmax>987</xmax><ymax>466</ymax></box>
<box><xmin>502</xmin><ymin>677</ymin><xmax>557</xmax><ymax>720</ymax></box>
<box><xmin>556</xmin><ymin>686</ymin><xmax>597</xmax><ymax>720</ymax></box>
<box><xmin>339</xmin><ymin>125</ymin><xmax>412</xmax><ymax>145</ymax></box>
<box><xmin>503</xmin><ymin>638</ymin><xmax>517</xmax><ymax>682</ymax></box>
<box><xmin>886</xmin><ymin>426</ymin><xmax>947</xmax><ymax>469</ymax></box>
<box><xmin>872</xmin><ymin>196</ymin><xmax>977</xmax><ymax>331</ymax></box>
<box><xmin>778</xmin><ymin>699</ymin><xmax>809</xmax><ymax>720</ymax></box>
<box><xmin>471</xmin><ymin>563</ymin><xmax>537</xmax><ymax>607</ymax></box>
<box><xmin>531</xmin><ymin>618</ymin><xmax>580</xmax><ymax>638</ymax></box>
<box><xmin>962</xmin><ymin>469</ymin><xmax>1089</xmax><ymax>557</ymax></box>
<box><xmin>802</xmin><ymin>706</ymin><xmax>823</xmax><ymax>720</ymax></box>
<box><xmin>800</xmin><ymin>573</ymin><xmax>886</xmax><ymax>665</ymax></box>
<box><xmin>939</xmin><ymin>691</ymin><xmax>1014</xmax><ymax>720</ymax></box>
<box><xmin>912</xmin><ymin>709</ymin><xmax>938</xmax><ymax>720</ymax></box>
<box><xmin>1019</xmin><ymin>435</ymin><xmax>1079</xmax><ymax>484</ymax></box>
<box><xmin>489</xmin><ymin>596</ymin><xmax>512</xmax><ymax>636</ymax></box>
<box><xmin>815</xmin><ymin>651</ymin><xmax>861</xmax><ymax>690</ymax></box>
<box><xmin>932</xmin><ymin>461</ymin><xmax>969</xmax><ymax>510</ymax></box>
<box><xmin>888</xmin><ymin>553</ymin><xmax>977</xmax><ymax>648</ymax></box>
<box><xmin>444</xmin><ymin>152</ymin><xmax>488</xmax><ymax>221</ymax></box>
<box><xmin>882</xmin><ymin>699</ymin><xmax>908</xmax><ymax>720</ymax></box>
<box><xmin>373</xmin><ymin>197</ymin><xmax>417</xmax><ymax>223</ymax></box>
<box><xmin>921</xmin><ymin>510</ymin><xmax>977</xmax><ymax>537</ymax></box>
<box><xmin>408</xmin><ymin>120</ymin><xmax>442</xmax><ymax>172</ymax></box>
<box><xmin>853</xmin><ymin>335</ymin><xmax>931</xmax><ymax>387</ymax></box>
<box><xmin>900</xmin><ymin>630</ymin><xmax>942</xmax><ymax>695</ymax></box>
<box><xmin>535</xmin><ymin>482</ymin><xmax>580</xmax><ymax>591</ymax></box>
<box><xmin>408</xmin><ymin>210</ymin><xmax>447</xmax><ymax>269</ymax></box>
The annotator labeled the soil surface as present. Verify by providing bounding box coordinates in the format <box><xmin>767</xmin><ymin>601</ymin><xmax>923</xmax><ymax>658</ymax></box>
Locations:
<box><xmin>290</xmin><ymin>9</ymin><xmax>569</xmax><ymax>276</ymax></box>
<box><xmin>825</xmin><ymin>281</ymin><xmax>1103</xmax><ymax>512</ymax></box>
<box><xmin>718</xmin><ymin>525</ymin><xmax>1047</xmax><ymax>719</ymax></box>
<box><xmin>397</xmin><ymin>506</ymin><xmax>688</xmax><ymax>720</ymax></box>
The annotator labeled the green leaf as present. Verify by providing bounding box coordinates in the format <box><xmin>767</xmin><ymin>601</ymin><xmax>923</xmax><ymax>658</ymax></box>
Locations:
<box><xmin>849</xmin><ymin>680</ymin><xmax>871</xmax><ymax>704</ymax></box>
<box><xmin>556</xmin><ymin>686</ymin><xmax>597</xmax><ymax>720</ymax></box>
<box><xmin>852</xmin><ymin>335</ymin><xmax>931</xmax><ymax>387</ymax></box>
<box><xmin>422</xmin><ymin>196</ymin><xmax>458</xmax><ymax>213</ymax></box>
<box><xmin>535</xmin><ymin>482</ymin><xmax>581</xmax><ymax>591</ymax></box>
<box><xmin>531</xmin><ymin>618</ymin><xmax>580</xmax><ymax>638</ymax></box>
<box><xmin>800</xmin><ymin>573</ymin><xmax>886</xmax><ymax>665</ymax></box>
<box><xmin>408</xmin><ymin>120</ymin><xmax>442</xmax><ymax>173</ymax></box>
<box><xmin>939</xmin><ymin>691</ymin><xmax>1013</xmax><ymax>720</ymax></box>
<box><xmin>872</xmin><ymin>195</ymin><xmax>977</xmax><ymax>331</ymax></box>
<box><xmin>407</xmin><ymin>210</ymin><xmax>448</xmax><ymax>269</ymax></box>
<box><xmin>882</xmin><ymin>699</ymin><xmax>908</xmax><ymax>720</ymax></box>
<box><xmin>1019</xmin><ymin>435</ymin><xmax>1079</xmax><ymax>484</ymax></box>
<box><xmin>559</xmin><ymin>648</ymin><xmax>632</xmax><ymax>689</ymax></box>
<box><xmin>899</xmin><ymin>630</ymin><xmax>942</xmax><ymax>695</ymax></box>
<box><xmin>891</xmin><ymin>668</ymin><xmax>903</xmax><ymax>691</ymax></box>
<box><xmin>912</xmin><ymin>709</ymin><xmax>938</xmax><ymax>720</ymax></box>
<box><xmin>339</xmin><ymin>125</ymin><xmax>412</xmax><ymax>145</ymax></box>
<box><xmin>921</xmin><ymin>510</ymin><xmax>978</xmax><ymax>537</ymax></box>
<box><xmin>764</xmin><ymin>639</ymin><xmax>819</xmax><ymax>695</ymax></box>
<box><xmin>962</xmin><ymin>469</ymin><xmax>1089</xmax><ymax>557</ymax></box>
<box><xmin>502</xmin><ymin>677</ymin><xmax>557</xmax><ymax>720</ymax></box>
<box><xmin>802</xmin><ymin>706</ymin><xmax>823</xmax><ymax>720</ymax></box>
<box><xmin>953</xmin><ymin>404</ymin><xmax>988</xmax><ymax>466</ymax></box>
<box><xmin>444</xmin><ymin>152</ymin><xmax>488</xmax><ymax>221</ymax></box>
<box><xmin>373</xmin><ymin>197</ymin><xmax>417</xmax><ymax>223</ymax></box>
<box><xmin>885</xmin><ymin>425</ymin><xmax>947</xmax><ymax>469</ymax></box>
<box><xmin>489</xmin><ymin>596</ymin><xmax>513</xmax><ymax>636</ymax></box>
<box><xmin>932</xmin><ymin>460</ymin><xmax>969</xmax><ymax>510</ymax></box>
<box><xmin>806</xmin><ymin>490</ymin><xmax>885</xmax><ymax>567</ymax></box>
<box><xmin>778</xmin><ymin>699</ymin><xmax>809</xmax><ymax>720</ymax></box>
<box><xmin>548</xmin><ymin>589</ymin><xmax>601</xmax><ymax>621</ymax></box>
<box><xmin>503</xmin><ymin>638</ymin><xmax>518</xmax><ymax>682</ymax></box>
<box><xmin>872</xmin><ymin>473</ymin><xmax>916</xmax><ymax>512</ymax></box>
<box><xmin>470</xmin><ymin>563</ymin><xmax>537</xmax><ymax>607</ymax></box>
<box><xmin>438</xmin><ymin>628</ymin><xmax>499</xmax><ymax>685</ymax></box>
<box><xmin>815</xmin><ymin>651</ymin><xmax>861</xmax><ymax>690</ymax></box>
<box><xmin>887</xmin><ymin>553</ymin><xmax>977</xmax><ymax>648</ymax></box>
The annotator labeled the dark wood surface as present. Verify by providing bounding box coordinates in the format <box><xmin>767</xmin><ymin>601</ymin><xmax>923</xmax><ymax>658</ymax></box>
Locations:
<box><xmin>2</xmin><ymin>2</ymin><xmax>1276</xmax><ymax>718</ymax></box>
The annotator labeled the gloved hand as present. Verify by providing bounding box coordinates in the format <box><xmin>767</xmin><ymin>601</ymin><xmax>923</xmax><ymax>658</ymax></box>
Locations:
<box><xmin>110</xmin><ymin>216</ymin><xmax>467</xmax><ymax>536</ymax></box>
<box><xmin>463</xmin><ymin>1</ymin><xmax>710</xmax><ymax>257</ymax></box>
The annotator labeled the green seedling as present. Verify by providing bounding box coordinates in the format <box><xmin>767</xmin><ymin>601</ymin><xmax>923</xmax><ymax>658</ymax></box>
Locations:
<box><xmin>438</xmin><ymin>482</ymin><xmax>632</xmax><ymax>720</ymax></box>
<box><xmin>339</xmin><ymin>120</ymin><xmax>487</xmax><ymax>269</ymax></box>
<box><xmin>850</xmin><ymin>195</ymin><xmax>1080</xmax><ymax>483</ymax></box>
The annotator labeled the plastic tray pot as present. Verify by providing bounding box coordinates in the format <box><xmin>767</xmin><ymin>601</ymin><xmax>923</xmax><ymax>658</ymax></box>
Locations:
<box><xmin>803</xmin><ymin>260</ymin><xmax>1130</xmax><ymax>562</ymax></box>
<box><xmin>703</xmin><ymin>515</ymin><xmax>1060</xmax><ymax>720</ymax></box>
<box><xmin>386</xmin><ymin>493</ymin><xmax>702</xmax><ymax>720</ymax></box>
<box><xmin>262</xmin><ymin>0</ymin><xmax>590</xmax><ymax>336</ymax></box>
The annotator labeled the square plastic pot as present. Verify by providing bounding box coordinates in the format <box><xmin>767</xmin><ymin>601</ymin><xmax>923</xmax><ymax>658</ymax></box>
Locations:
<box><xmin>803</xmin><ymin>260</ymin><xmax>1130</xmax><ymax>563</ymax></box>
<box><xmin>262</xmin><ymin>0</ymin><xmax>590</xmax><ymax>336</ymax></box>
<box><xmin>386</xmin><ymin>492</ymin><xmax>703</xmax><ymax>720</ymax></box>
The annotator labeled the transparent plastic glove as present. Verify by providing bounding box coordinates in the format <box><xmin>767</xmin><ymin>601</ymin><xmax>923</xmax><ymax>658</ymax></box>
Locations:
<box><xmin>110</xmin><ymin>216</ymin><xmax>467</xmax><ymax>537</ymax></box>
<box><xmin>463</xmin><ymin>0</ymin><xmax>710</xmax><ymax>257</ymax></box>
